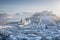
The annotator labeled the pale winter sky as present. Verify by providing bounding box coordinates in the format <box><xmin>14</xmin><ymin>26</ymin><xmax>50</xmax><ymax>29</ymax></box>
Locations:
<box><xmin>0</xmin><ymin>0</ymin><xmax>60</xmax><ymax>16</ymax></box>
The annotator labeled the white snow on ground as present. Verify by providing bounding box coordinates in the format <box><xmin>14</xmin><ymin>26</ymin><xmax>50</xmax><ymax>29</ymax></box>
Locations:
<box><xmin>0</xmin><ymin>11</ymin><xmax>60</xmax><ymax>40</ymax></box>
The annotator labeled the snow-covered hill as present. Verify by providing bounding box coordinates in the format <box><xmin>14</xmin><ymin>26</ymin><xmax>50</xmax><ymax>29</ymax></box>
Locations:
<box><xmin>0</xmin><ymin>11</ymin><xmax>60</xmax><ymax>40</ymax></box>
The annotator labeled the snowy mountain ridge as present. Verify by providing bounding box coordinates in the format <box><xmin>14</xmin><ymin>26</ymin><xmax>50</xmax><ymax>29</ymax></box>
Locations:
<box><xmin>0</xmin><ymin>11</ymin><xmax>60</xmax><ymax>40</ymax></box>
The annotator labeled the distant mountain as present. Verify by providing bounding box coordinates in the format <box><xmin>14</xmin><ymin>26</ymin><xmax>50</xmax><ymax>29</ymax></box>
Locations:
<box><xmin>0</xmin><ymin>13</ymin><xmax>17</xmax><ymax>25</ymax></box>
<box><xmin>0</xmin><ymin>13</ymin><xmax>9</xmax><ymax>25</ymax></box>
<box><xmin>4</xmin><ymin>11</ymin><xmax>60</xmax><ymax>27</ymax></box>
<box><xmin>29</xmin><ymin>11</ymin><xmax>60</xmax><ymax>26</ymax></box>
<box><xmin>15</xmin><ymin>12</ymin><xmax>34</xmax><ymax>19</ymax></box>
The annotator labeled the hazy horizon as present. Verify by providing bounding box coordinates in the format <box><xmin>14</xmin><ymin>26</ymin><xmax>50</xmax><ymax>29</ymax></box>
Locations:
<box><xmin>0</xmin><ymin>0</ymin><xmax>60</xmax><ymax>16</ymax></box>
